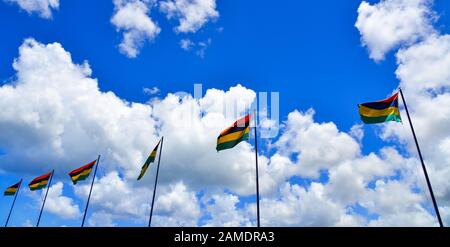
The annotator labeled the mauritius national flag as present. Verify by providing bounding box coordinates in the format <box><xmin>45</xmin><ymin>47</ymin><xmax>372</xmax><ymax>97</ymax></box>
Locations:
<box><xmin>4</xmin><ymin>180</ymin><xmax>21</xmax><ymax>196</ymax></box>
<box><xmin>69</xmin><ymin>160</ymin><xmax>96</xmax><ymax>185</ymax></box>
<box><xmin>358</xmin><ymin>92</ymin><xmax>402</xmax><ymax>124</ymax></box>
<box><xmin>137</xmin><ymin>139</ymin><xmax>161</xmax><ymax>180</ymax></box>
<box><xmin>216</xmin><ymin>114</ymin><xmax>251</xmax><ymax>151</ymax></box>
<box><xmin>29</xmin><ymin>172</ymin><xmax>52</xmax><ymax>191</ymax></box>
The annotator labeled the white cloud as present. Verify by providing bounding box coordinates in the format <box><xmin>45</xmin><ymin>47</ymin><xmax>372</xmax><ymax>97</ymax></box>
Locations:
<box><xmin>356</xmin><ymin>0</ymin><xmax>450</xmax><ymax>226</ymax></box>
<box><xmin>355</xmin><ymin>0</ymin><xmax>436</xmax><ymax>61</ymax></box>
<box><xmin>88</xmin><ymin>211</ymin><xmax>116</xmax><ymax>227</ymax></box>
<box><xmin>180</xmin><ymin>38</ymin><xmax>194</xmax><ymax>50</ymax></box>
<box><xmin>396</xmin><ymin>35</ymin><xmax>450</xmax><ymax>94</ymax></box>
<box><xmin>179</xmin><ymin>38</ymin><xmax>212</xmax><ymax>58</ymax></box>
<box><xmin>349</xmin><ymin>124</ymin><xmax>364</xmax><ymax>143</ymax></box>
<box><xmin>76</xmin><ymin>173</ymin><xmax>201</xmax><ymax>226</ymax></box>
<box><xmin>260</xmin><ymin>183</ymin><xmax>349</xmax><ymax>226</ymax></box>
<box><xmin>160</xmin><ymin>0</ymin><xmax>219</xmax><ymax>33</ymax></box>
<box><xmin>111</xmin><ymin>0</ymin><xmax>161</xmax><ymax>58</ymax></box>
<box><xmin>0</xmin><ymin>38</ymin><xmax>159</xmax><ymax>177</ymax></box>
<box><xmin>4</xmin><ymin>0</ymin><xmax>59</xmax><ymax>19</ymax></box>
<box><xmin>152</xmin><ymin>182</ymin><xmax>201</xmax><ymax>226</ymax></box>
<box><xmin>381</xmin><ymin>34</ymin><xmax>450</xmax><ymax>215</ymax></box>
<box><xmin>0</xmin><ymin>38</ymin><xmax>441</xmax><ymax>226</ymax></box>
<box><xmin>75</xmin><ymin>172</ymin><xmax>151</xmax><ymax>222</ymax></box>
<box><xmin>143</xmin><ymin>86</ymin><xmax>160</xmax><ymax>95</ymax></box>
<box><xmin>364</xmin><ymin>180</ymin><xmax>437</xmax><ymax>226</ymax></box>
<box><xmin>275</xmin><ymin>109</ymin><xmax>361</xmax><ymax>178</ymax></box>
<box><xmin>202</xmin><ymin>193</ymin><xmax>253</xmax><ymax>227</ymax></box>
<box><xmin>45</xmin><ymin>182</ymin><xmax>81</xmax><ymax>219</ymax></box>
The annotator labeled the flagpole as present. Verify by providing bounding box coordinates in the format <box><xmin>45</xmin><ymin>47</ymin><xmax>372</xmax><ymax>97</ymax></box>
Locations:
<box><xmin>149</xmin><ymin>136</ymin><xmax>164</xmax><ymax>227</ymax></box>
<box><xmin>36</xmin><ymin>170</ymin><xmax>54</xmax><ymax>227</ymax></box>
<box><xmin>81</xmin><ymin>155</ymin><xmax>101</xmax><ymax>227</ymax></box>
<box><xmin>253</xmin><ymin>109</ymin><xmax>261</xmax><ymax>227</ymax></box>
<box><xmin>399</xmin><ymin>88</ymin><xmax>443</xmax><ymax>227</ymax></box>
<box><xmin>4</xmin><ymin>179</ymin><xmax>22</xmax><ymax>227</ymax></box>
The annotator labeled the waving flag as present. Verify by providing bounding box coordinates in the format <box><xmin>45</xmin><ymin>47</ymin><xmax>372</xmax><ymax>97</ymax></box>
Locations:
<box><xmin>69</xmin><ymin>160</ymin><xmax>96</xmax><ymax>185</ymax></box>
<box><xmin>137</xmin><ymin>139</ymin><xmax>161</xmax><ymax>180</ymax></box>
<box><xmin>358</xmin><ymin>92</ymin><xmax>401</xmax><ymax>124</ymax></box>
<box><xmin>216</xmin><ymin>114</ymin><xmax>251</xmax><ymax>151</ymax></box>
<box><xmin>29</xmin><ymin>172</ymin><xmax>52</xmax><ymax>191</ymax></box>
<box><xmin>4</xmin><ymin>181</ymin><xmax>21</xmax><ymax>196</ymax></box>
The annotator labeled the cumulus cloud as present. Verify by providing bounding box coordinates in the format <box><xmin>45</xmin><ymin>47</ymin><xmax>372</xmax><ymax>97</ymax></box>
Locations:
<box><xmin>202</xmin><ymin>193</ymin><xmax>253</xmax><ymax>227</ymax></box>
<box><xmin>0</xmin><ymin>38</ymin><xmax>159</xmax><ymax>177</ymax></box>
<box><xmin>75</xmin><ymin>172</ymin><xmax>151</xmax><ymax>222</ymax></box>
<box><xmin>396</xmin><ymin>35</ymin><xmax>450</xmax><ymax>94</ymax></box>
<box><xmin>356</xmin><ymin>0</ymin><xmax>450</xmax><ymax>226</ymax></box>
<box><xmin>160</xmin><ymin>0</ymin><xmax>219</xmax><ymax>33</ymax></box>
<box><xmin>0</xmin><ymin>38</ymin><xmax>440</xmax><ymax>226</ymax></box>
<box><xmin>88</xmin><ymin>210</ymin><xmax>116</xmax><ymax>227</ymax></box>
<box><xmin>152</xmin><ymin>182</ymin><xmax>201</xmax><ymax>226</ymax></box>
<box><xmin>45</xmin><ymin>182</ymin><xmax>81</xmax><ymax>219</ymax></box>
<box><xmin>4</xmin><ymin>0</ymin><xmax>59</xmax><ymax>19</ymax></box>
<box><xmin>381</xmin><ymin>34</ymin><xmax>450</xmax><ymax>214</ymax></box>
<box><xmin>363</xmin><ymin>180</ymin><xmax>437</xmax><ymax>226</ymax></box>
<box><xmin>111</xmin><ymin>0</ymin><xmax>161</xmax><ymax>58</ymax></box>
<box><xmin>275</xmin><ymin>109</ymin><xmax>361</xmax><ymax>178</ymax></box>
<box><xmin>355</xmin><ymin>0</ymin><xmax>436</xmax><ymax>61</ymax></box>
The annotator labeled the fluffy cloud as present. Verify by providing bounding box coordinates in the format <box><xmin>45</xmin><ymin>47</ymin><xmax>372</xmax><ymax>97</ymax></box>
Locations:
<box><xmin>152</xmin><ymin>182</ymin><xmax>201</xmax><ymax>226</ymax></box>
<box><xmin>76</xmin><ymin>172</ymin><xmax>201</xmax><ymax>226</ymax></box>
<box><xmin>0</xmin><ymin>38</ymin><xmax>159</xmax><ymax>177</ymax></box>
<box><xmin>0</xmin><ymin>38</ymin><xmax>268</xmax><ymax>224</ymax></box>
<box><xmin>355</xmin><ymin>0</ymin><xmax>435</xmax><ymax>61</ymax></box>
<box><xmin>4</xmin><ymin>0</ymin><xmax>59</xmax><ymax>19</ymax></box>
<box><xmin>0</xmin><ymin>38</ymin><xmax>440</xmax><ymax>226</ymax></box>
<box><xmin>202</xmin><ymin>193</ymin><xmax>253</xmax><ymax>227</ymax></box>
<box><xmin>363</xmin><ymin>180</ymin><xmax>437</xmax><ymax>226</ymax></box>
<box><xmin>381</xmin><ymin>34</ymin><xmax>450</xmax><ymax>211</ymax></box>
<box><xmin>261</xmin><ymin>183</ymin><xmax>350</xmax><ymax>226</ymax></box>
<box><xmin>75</xmin><ymin>172</ymin><xmax>151</xmax><ymax>222</ymax></box>
<box><xmin>160</xmin><ymin>0</ymin><xmax>219</xmax><ymax>33</ymax></box>
<box><xmin>275</xmin><ymin>109</ymin><xmax>361</xmax><ymax>178</ymax></box>
<box><xmin>356</xmin><ymin>0</ymin><xmax>450</xmax><ymax>226</ymax></box>
<box><xmin>45</xmin><ymin>182</ymin><xmax>81</xmax><ymax>219</ymax></box>
<box><xmin>111</xmin><ymin>0</ymin><xmax>161</xmax><ymax>58</ymax></box>
<box><xmin>396</xmin><ymin>35</ymin><xmax>450</xmax><ymax>94</ymax></box>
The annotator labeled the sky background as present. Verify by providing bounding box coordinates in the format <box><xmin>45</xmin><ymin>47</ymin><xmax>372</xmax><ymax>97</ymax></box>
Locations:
<box><xmin>0</xmin><ymin>0</ymin><xmax>450</xmax><ymax>227</ymax></box>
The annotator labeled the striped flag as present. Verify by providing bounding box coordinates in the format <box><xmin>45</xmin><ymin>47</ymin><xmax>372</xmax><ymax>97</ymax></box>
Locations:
<box><xmin>29</xmin><ymin>172</ymin><xmax>52</xmax><ymax>191</ymax></box>
<box><xmin>358</xmin><ymin>92</ymin><xmax>402</xmax><ymax>124</ymax></box>
<box><xmin>69</xmin><ymin>160</ymin><xmax>96</xmax><ymax>185</ymax></box>
<box><xmin>137</xmin><ymin>139</ymin><xmax>161</xmax><ymax>180</ymax></box>
<box><xmin>216</xmin><ymin>114</ymin><xmax>251</xmax><ymax>151</ymax></box>
<box><xmin>4</xmin><ymin>181</ymin><xmax>21</xmax><ymax>196</ymax></box>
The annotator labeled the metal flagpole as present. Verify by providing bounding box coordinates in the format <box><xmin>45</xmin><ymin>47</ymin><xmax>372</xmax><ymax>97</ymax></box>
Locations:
<box><xmin>253</xmin><ymin>109</ymin><xmax>261</xmax><ymax>227</ymax></box>
<box><xmin>81</xmin><ymin>155</ymin><xmax>101</xmax><ymax>227</ymax></box>
<box><xmin>399</xmin><ymin>88</ymin><xmax>444</xmax><ymax>227</ymax></box>
<box><xmin>148</xmin><ymin>137</ymin><xmax>164</xmax><ymax>227</ymax></box>
<box><xmin>36</xmin><ymin>170</ymin><xmax>54</xmax><ymax>227</ymax></box>
<box><xmin>5</xmin><ymin>179</ymin><xmax>22</xmax><ymax>227</ymax></box>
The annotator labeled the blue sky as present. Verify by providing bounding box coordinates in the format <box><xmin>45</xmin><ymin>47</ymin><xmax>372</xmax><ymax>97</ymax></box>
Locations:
<box><xmin>1</xmin><ymin>0</ymin><xmax>450</xmax><ymax>227</ymax></box>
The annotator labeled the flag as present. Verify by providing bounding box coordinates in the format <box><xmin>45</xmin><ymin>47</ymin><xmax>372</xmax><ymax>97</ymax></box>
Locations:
<box><xmin>69</xmin><ymin>160</ymin><xmax>96</xmax><ymax>185</ymax></box>
<box><xmin>4</xmin><ymin>181</ymin><xmax>21</xmax><ymax>196</ymax></box>
<box><xmin>137</xmin><ymin>139</ymin><xmax>161</xmax><ymax>180</ymax></box>
<box><xmin>358</xmin><ymin>92</ymin><xmax>402</xmax><ymax>124</ymax></box>
<box><xmin>216</xmin><ymin>114</ymin><xmax>251</xmax><ymax>151</ymax></box>
<box><xmin>29</xmin><ymin>172</ymin><xmax>52</xmax><ymax>191</ymax></box>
